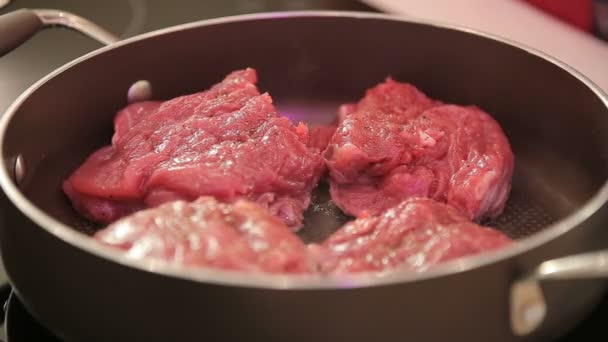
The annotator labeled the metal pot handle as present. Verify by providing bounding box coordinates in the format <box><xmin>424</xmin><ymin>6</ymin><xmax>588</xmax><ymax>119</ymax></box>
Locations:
<box><xmin>0</xmin><ymin>8</ymin><xmax>118</xmax><ymax>57</ymax></box>
<box><xmin>510</xmin><ymin>249</ymin><xmax>608</xmax><ymax>336</ymax></box>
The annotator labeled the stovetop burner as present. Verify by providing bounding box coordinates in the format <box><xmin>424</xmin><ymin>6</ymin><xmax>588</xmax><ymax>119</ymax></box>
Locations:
<box><xmin>3</xmin><ymin>291</ymin><xmax>59</xmax><ymax>342</ymax></box>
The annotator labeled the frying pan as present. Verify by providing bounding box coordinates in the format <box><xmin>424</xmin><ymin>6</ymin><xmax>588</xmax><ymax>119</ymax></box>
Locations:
<box><xmin>0</xmin><ymin>8</ymin><xmax>607</xmax><ymax>342</ymax></box>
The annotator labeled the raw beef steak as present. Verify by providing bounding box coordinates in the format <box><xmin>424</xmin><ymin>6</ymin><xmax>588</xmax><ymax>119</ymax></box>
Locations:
<box><xmin>308</xmin><ymin>123</ymin><xmax>338</xmax><ymax>151</ymax></box>
<box><xmin>311</xmin><ymin>197</ymin><xmax>512</xmax><ymax>274</ymax></box>
<box><xmin>324</xmin><ymin>78</ymin><xmax>514</xmax><ymax>221</ymax></box>
<box><xmin>64</xmin><ymin>68</ymin><xmax>325</xmax><ymax>230</ymax></box>
<box><xmin>95</xmin><ymin>197</ymin><xmax>315</xmax><ymax>274</ymax></box>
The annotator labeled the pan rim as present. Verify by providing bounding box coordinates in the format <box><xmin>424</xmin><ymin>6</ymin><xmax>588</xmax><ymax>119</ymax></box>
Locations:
<box><xmin>1</xmin><ymin>10</ymin><xmax>607</xmax><ymax>290</ymax></box>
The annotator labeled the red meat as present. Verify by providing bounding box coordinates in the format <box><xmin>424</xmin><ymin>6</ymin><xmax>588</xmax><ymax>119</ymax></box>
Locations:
<box><xmin>64</xmin><ymin>68</ymin><xmax>325</xmax><ymax>230</ymax></box>
<box><xmin>308</xmin><ymin>123</ymin><xmax>338</xmax><ymax>151</ymax></box>
<box><xmin>324</xmin><ymin>78</ymin><xmax>514</xmax><ymax>221</ymax></box>
<box><xmin>95</xmin><ymin>197</ymin><xmax>315</xmax><ymax>274</ymax></box>
<box><xmin>312</xmin><ymin>197</ymin><xmax>513</xmax><ymax>274</ymax></box>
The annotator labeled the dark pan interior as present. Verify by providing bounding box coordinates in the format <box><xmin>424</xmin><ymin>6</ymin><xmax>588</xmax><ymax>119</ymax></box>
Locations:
<box><xmin>3</xmin><ymin>15</ymin><xmax>608</xmax><ymax>243</ymax></box>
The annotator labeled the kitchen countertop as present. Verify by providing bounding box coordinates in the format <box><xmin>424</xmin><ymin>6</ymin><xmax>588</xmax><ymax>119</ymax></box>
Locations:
<box><xmin>362</xmin><ymin>0</ymin><xmax>608</xmax><ymax>92</ymax></box>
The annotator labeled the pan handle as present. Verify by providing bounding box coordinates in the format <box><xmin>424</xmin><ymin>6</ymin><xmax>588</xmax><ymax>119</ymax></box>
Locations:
<box><xmin>510</xmin><ymin>249</ymin><xmax>608</xmax><ymax>336</ymax></box>
<box><xmin>0</xmin><ymin>8</ymin><xmax>119</xmax><ymax>57</ymax></box>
